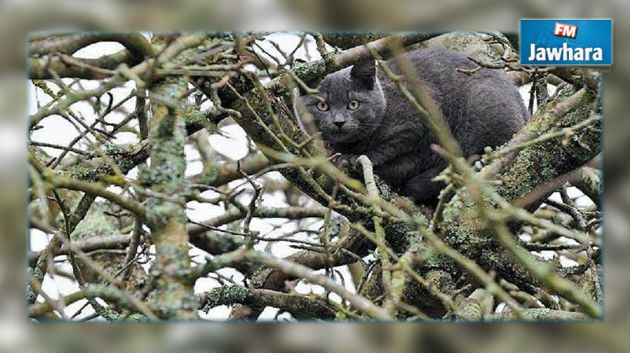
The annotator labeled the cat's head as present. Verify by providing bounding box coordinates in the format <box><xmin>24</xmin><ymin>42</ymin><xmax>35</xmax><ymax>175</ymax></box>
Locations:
<box><xmin>294</xmin><ymin>60</ymin><xmax>386</xmax><ymax>144</ymax></box>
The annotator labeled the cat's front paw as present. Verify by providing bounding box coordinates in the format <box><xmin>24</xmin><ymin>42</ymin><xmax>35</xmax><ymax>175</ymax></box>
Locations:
<box><xmin>329</xmin><ymin>153</ymin><xmax>359</xmax><ymax>170</ymax></box>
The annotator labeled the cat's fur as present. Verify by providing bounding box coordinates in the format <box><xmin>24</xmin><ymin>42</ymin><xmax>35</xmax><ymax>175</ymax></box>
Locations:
<box><xmin>294</xmin><ymin>46</ymin><xmax>529</xmax><ymax>205</ymax></box>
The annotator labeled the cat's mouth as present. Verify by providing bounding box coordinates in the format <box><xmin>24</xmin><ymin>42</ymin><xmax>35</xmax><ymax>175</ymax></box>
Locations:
<box><xmin>327</xmin><ymin>124</ymin><xmax>352</xmax><ymax>133</ymax></box>
<box><xmin>323</xmin><ymin>128</ymin><xmax>360</xmax><ymax>143</ymax></box>
<box><xmin>324</xmin><ymin>128</ymin><xmax>347</xmax><ymax>138</ymax></box>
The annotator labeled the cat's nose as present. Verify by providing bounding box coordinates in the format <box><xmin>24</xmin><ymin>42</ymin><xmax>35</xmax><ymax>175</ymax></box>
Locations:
<box><xmin>333</xmin><ymin>121</ymin><xmax>345</xmax><ymax>128</ymax></box>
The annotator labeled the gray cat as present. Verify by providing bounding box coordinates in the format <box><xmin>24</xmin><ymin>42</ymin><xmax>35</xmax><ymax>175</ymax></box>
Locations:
<box><xmin>294</xmin><ymin>46</ymin><xmax>529</xmax><ymax>205</ymax></box>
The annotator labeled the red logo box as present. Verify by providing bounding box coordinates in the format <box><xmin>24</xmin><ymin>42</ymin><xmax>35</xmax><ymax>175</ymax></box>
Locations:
<box><xmin>554</xmin><ymin>22</ymin><xmax>578</xmax><ymax>39</ymax></box>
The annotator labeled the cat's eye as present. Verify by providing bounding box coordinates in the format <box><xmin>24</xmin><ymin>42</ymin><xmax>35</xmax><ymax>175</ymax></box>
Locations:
<box><xmin>347</xmin><ymin>100</ymin><xmax>360</xmax><ymax>110</ymax></box>
<box><xmin>316</xmin><ymin>101</ymin><xmax>330</xmax><ymax>111</ymax></box>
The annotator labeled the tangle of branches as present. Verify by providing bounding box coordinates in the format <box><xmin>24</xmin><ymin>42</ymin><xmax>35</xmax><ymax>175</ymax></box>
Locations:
<box><xmin>27</xmin><ymin>32</ymin><xmax>602</xmax><ymax>321</ymax></box>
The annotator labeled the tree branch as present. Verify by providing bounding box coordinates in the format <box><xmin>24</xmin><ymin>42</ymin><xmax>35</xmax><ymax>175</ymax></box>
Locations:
<box><xmin>198</xmin><ymin>286</ymin><xmax>336</xmax><ymax>320</ymax></box>
<box><xmin>246</xmin><ymin>251</ymin><xmax>391</xmax><ymax>320</ymax></box>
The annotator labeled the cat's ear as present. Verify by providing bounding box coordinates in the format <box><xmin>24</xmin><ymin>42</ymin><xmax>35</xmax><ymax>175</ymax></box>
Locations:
<box><xmin>297</xmin><ymin>84</ymin><xmax>309</xmax><ymax>96</ymax></box>
<box><xmin>350</xmin><ymin>60</ymin><xmax>376</xmax><ymax>90</ymax></box>
<box><xmin>296</xmin><ymin>78</ymin><xmax>321</xmax><ymax>96</ymax></box>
